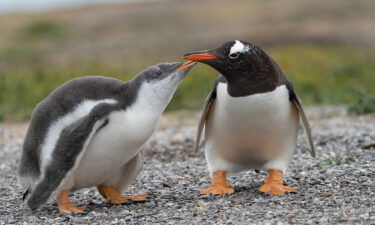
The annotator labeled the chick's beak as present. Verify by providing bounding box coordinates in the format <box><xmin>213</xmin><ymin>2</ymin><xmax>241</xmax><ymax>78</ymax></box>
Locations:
<box><xmin>183</xmin><ymin>51</ymin><xmax>219</xmax><ymax>61</ymax></box>
<box><xmin>176</xmin><ymin>61</ymin><xmax>197</xmax><ymax>71</ymax></box>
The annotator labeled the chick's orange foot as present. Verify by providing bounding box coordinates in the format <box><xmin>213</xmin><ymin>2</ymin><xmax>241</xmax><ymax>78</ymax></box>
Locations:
<box><xmin>97</xmin><ymin>185</ymin><xmax>149</xmax><ymax>204</ymax></box>
<box><xmin>57</xmin><ymin>190</ymin><xmax>86</xmax><ymax>214</ymax></box>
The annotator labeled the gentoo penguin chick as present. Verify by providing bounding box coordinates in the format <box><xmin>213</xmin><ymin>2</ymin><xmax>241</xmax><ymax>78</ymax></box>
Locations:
<box><xmin>184</xmin><ymin>40</ymin><xmax>315</xmax><ymax>195</ymax></box>
<box><xmin>18</xmin><ymin>61</ymin><xmax>196</xmax><ymax>214</ymax></box>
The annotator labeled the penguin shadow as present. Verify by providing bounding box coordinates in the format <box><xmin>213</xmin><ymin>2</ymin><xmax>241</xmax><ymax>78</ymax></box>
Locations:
<box><xmin>235</xmin><ymin>184</ymin><xmax>298</xmax><ymax>197</ymax></box>
<box><xmin>37</xmin><ymin>191</ymin><xmax>155</xmax><ymax>216</ymax></box>
<box><xmin>32</xmin><ymin>172</ymin><xmax>301</xmax><ymax>217</ymax></box>
<box><xmin>233</xmin><ymin>184</ymin><xmax>261</xmax><ymax>195</ymax></box>
<box><xmin>84</xmin><ymin>192</ymin><xmax>155</xmax><ymax>212</ymax></box>
<box><xmin>232</xmin><ymin>171</ymin><xmax>299</xmax><ymax>199</ymax></box>
<box><xmin>184</xmin><ymin>182</ymin><xmax>298</xmax><ymax>205</ymax></box>
<box><xmin>230</xmin><ymin>172</ymin><xmax>267</xmax><ymax>197</ymax></box>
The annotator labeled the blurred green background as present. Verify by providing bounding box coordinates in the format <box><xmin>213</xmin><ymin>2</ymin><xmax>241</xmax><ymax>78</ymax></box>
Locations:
<box><xmin>0</xmin><ymin>0</ymin><xmax>375</xmax><ymax>121</ymax></box>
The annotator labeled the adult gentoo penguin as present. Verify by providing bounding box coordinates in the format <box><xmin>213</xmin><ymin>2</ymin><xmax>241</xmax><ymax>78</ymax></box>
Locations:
<box><xmin>18</xmin><ymin>61</ymin><xmax>196</xmax><ymax>214</ymax></box>
<box><xmin>184</xmin><ymin>40</ymin><xmax>315</xmax><ymax>195</ymax></box>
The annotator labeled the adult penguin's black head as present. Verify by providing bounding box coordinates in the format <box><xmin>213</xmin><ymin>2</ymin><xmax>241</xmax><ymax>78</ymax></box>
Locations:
<box><xmin>184</xmin><ymin>40</ymin><xmax>281</xmax><ymax>96</ymax></box>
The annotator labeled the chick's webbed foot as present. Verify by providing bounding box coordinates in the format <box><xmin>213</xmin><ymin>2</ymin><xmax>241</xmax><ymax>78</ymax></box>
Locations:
<box><xmin>57</xmin><ymin>190</ymin><xmax>86</xmax><ymax>214</ymax></box>
<box><xmin>97</xmin><ymin>185</ymin><xmax>149</xmax><ymax>204</ymax></box>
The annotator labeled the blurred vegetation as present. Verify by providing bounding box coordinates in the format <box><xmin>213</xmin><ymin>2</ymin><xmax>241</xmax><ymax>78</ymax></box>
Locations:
<box><xmin>326</xmin><ymin>156</ymin><xmax>356</xmax><ymax>165</ymax></box>
<box><xmin>1</xmin><ymin>44</ymin><xmax>375</xmax><ymax>121</ymax></box>
<box><xmin>0</xmin><ymin>0</ymin><xmax>375</xmax><ymax>121</ymax></box>
<box><xmin>271</xmin><ymin>45</ymin><xmax>375</xmax><ymax>105</ymax></box>
<box><xmin>23</xmin><ymin>20</ymin><xmax>66</xmax><ymax>39</ymax></box>
<box><xmin>348</xmin><ymin>91</ymin><xmax>375</xmax><ymax>115</ymax></box>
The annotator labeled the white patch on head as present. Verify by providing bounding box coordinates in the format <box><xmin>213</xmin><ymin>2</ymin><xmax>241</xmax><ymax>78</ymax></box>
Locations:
<box><xmin>229</xmin><ymin>40</ymin><xmax>250</xmax><ymax>55</ymax></box>
<box><xmin>40</xmin><ymin>99</ymin><xmax>118</xmax><ymax>174</ymax></box>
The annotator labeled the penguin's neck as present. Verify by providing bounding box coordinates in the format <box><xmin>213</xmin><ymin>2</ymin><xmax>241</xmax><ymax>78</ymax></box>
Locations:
<box><xmin>222</xmin><ymin>67</ymin><xmax>280</xmax><ymax>97</ymax></box>
<box><xmin>128</xmin><ymin>81</ymin><xmax>173</xmax><ymax>116</ymax></box>
<box><xmin>226</xmin><ymin>78</ymin><xmax>278</xmax><ymax>97</ymax></box>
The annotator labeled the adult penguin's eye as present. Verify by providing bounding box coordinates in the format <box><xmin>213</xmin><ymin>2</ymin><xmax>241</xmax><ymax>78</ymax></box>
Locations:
<box><xmin>229</xmin><ymin>53</ymin><xmax>239</xmax><ymax>59</ymax></box>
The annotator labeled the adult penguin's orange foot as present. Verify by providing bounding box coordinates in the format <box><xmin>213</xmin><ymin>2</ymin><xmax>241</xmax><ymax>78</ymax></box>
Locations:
<box><xmin>259</xmin><ymin>169</ymin><xmax>297</xmax><ymax>195</ymax></box>
<box><xmin>97</xmin><ymin>185</ymin><xmax>149</xmax><ymax>204</ymax></box>
<box><xmin>57</xmin><ymin>190</ymin><xmax>86</xmax><ymax>214</ymax></box>
<box><xmin>199</xmin><ymin>171</ymin><xmax>234</xmax><ymax>195</ymax></box>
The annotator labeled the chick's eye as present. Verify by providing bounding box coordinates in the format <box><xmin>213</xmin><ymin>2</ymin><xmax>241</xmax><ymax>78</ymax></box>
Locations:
<box><xmin>155</xmin><ymin>71</ymin><xmax>162</xmax><ymax>76</ymax></box>
<box><xmin>229</xmin><ymin>53</ymin><xmax>239</xmax><ymax>59</ymax></box>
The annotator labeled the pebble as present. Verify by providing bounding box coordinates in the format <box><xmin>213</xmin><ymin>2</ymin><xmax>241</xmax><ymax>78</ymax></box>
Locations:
<box><xmin>70</xmin><ymin>216</ymin><xmax>86</xmax><ymax>224</ymax></box>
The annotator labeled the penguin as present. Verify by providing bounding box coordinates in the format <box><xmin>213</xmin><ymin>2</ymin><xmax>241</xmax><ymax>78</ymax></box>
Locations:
<box><xmin>18</xmin><ymin>61</ymin><xmax>196</xmax><ymax>214</ymax></box>
<box><xmin>183</xmin><ymin>40</ymin><xmax>315</xmax><ymax>195</ymax></box>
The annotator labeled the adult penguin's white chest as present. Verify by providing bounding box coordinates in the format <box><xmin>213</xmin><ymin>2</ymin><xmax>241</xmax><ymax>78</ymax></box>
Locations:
<box><xmin>205</xmin><ymin>83</ymin><xmax>299</xmax><ymax>170</ymax></box>
<box><xmin>71</xmin><ymin>100</ymin><xmax>161</xmax><ymax>189</ymax></box>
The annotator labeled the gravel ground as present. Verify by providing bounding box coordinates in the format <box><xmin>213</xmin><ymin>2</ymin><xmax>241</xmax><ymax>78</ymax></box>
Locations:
<box><xmin>0</xmin><ymin>107</ymin><xmax>374</xmax><ymax>225</ymax></box>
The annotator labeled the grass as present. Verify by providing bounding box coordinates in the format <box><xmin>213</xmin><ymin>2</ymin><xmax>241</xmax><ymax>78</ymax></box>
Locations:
<box><xmin>23</xmin><ymin>20</ymin><xmax>66</xmax><ymax>39</ymax></box>
<box><xmin>271</xmin><ymin>45</ymin><xmax>375</xmax><ymax>105</ymax></box>
<box><xmin>326</xmin><ymin>156</ymin><xmax>357</xmax><ymax>165</ymax></box>
<box><xmin>1</xmin><ymin>44</ymin><xmax>375</xmax><ymax>121</ymax></box>
<box><xmin>348</xmin><ymin>91</ymin><xmax>375</xmax><ymax>115</ymax></box>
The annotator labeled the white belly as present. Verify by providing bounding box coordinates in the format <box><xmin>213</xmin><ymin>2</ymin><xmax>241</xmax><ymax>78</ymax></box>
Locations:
<box><xmin>72</xmin><ymin>109</ymin><xmax>159</xmax><ymax>189</ymax></box>
<box><xmin>205</xmin><ymin>83</ymin><xmax>299</xmax><ymax>172</ymax></box>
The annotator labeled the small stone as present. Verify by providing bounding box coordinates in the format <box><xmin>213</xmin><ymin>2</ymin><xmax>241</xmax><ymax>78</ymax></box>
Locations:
<box><xmin>197</xmin><ymin>200</ymin><xmax>208</xmax><ymax>209</ymax></box>
<box><xmin>71</xmin><ymin>217</ymin><xmax>86</xmax><ymax>224</ymax></box>
<box><xmin>27</xmin><ymin>216</ymin><xmax>38</xmax><ymax>222</ymax></box>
